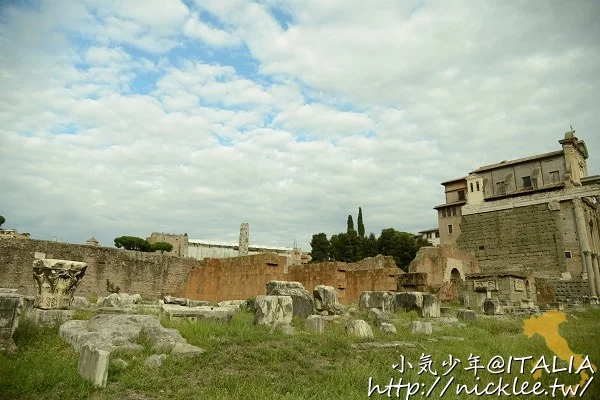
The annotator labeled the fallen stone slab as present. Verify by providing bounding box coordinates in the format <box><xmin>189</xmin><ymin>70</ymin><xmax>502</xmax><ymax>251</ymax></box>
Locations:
<box><xmin>395</xmin><ymin>292</ymin><xmax>424</xmax><ymax>313</ymax></box>
<box><xmin>78</xmin><ymin>344</ymin><xmax>109</xmax><ymax>388</ymax></box>
<box><xmin>59</xmin><ymin>314</ymin><xmax>201</xmax><ymax>355</ymax></box>
<box><xmin>171</xmin><ymin>342</ymin><xmax>205</xmax><ymax>356</ymax></box>
<box><xmin>440</xmin><ymin>336</ymin><xmax>465</xmax><ymax>341</ymax></box>
<box><xmin>0</xmin><ymin>293</ymin><xmax>23</xmax><ymax>353</ymax></box>
<box><xmin>267</xmin><ymin>281</ymin><xmax>313</xmax><ymax>317</ymax></box>
<box><xmin>72</xmin><ymin>296</ymin><xmax>91</xmax><ymax>310</ymax></box>
<box><xmin>159</xmin><ymin>305</ymin><xmax>234</xmax><ymax>323</ymax></box>
<box><xmin>101</xmin><ymin>293</ymin><xmax>142</xmax><ymax>309</ymax></box>
<box><xmin>31</xmin><ymin>309</ymin><xmax>75</xmax><ymax>326</ymax></box>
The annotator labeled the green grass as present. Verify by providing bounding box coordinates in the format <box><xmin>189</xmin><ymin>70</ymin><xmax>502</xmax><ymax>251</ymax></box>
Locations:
<box><xmin>1</xmin><ymin>309</ymin><xmax>599</xmax><ymax>399</ymax></box>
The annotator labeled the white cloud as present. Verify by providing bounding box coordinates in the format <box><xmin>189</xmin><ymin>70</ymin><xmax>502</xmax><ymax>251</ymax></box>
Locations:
<box><xmin>183</xmin><ymin>13</ymin><xmax>241</xmax><ymax>47</ymax></box>
<box><xmin>1</xmin><ymin>0</ymin><xmax>599</xmax><ymax>253</ymax></box>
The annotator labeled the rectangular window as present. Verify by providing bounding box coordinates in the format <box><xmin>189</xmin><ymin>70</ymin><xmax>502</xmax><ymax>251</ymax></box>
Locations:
<box><xmin>435</xmin><ymin>232</ymin><xmax>440</xmax><ymax>238</ymax></box>
<box><xmin>550</xmin><ymin>171</ymin><xmax>560</xmax><ymax>183</ymax></box>
<box><xmin>451</xmin><ymin>207</ymin><xmax>457</xmax><ymax>216</ymax></box>
<box><xmin>470</xmin><ymin>183</ymin><xmax>474</xmax><ymax>192</ymax></box>
<box><xmin>448</xmin><ymin>224</ymin><xmax>453</xmax><ymax>234</ymax></box>
<box><xmin>496</xmin><ymin>181</ymin><xmax>505</xmax><ymax>195</ymax></box>
<box><xmin>532</xmin><ymin>177</ymin><xmax>538</xmax><ymax>189</ymax></box>
<box><xmin>564</xmin><ymin>251</ymin><xmax>572</xmax><ymax>259</ymax></box>
<box><xmin>458</xmin><ymin>190</ymin><xmax>465</xmax><ymax>201</ymax></box>
<box><xmin>476</xmin><ymin>181</ymin><xmax>480</xmax><ymax>191</ymax></box>
<box><xmin>522</xmin><ymin>176</ymin><xmax>532</xmax><ymax>188</ymax></box>
<box><xmin>442</xmin><ymin>208</ymin><xmax>447</xmax><ymax>217</ymax></box>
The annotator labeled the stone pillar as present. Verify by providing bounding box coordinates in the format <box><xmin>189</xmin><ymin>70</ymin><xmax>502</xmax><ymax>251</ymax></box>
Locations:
<box><xmin>32</xmin><ymin>259</ymin><xmax>87</xmax><ymax>309</ymax></box>
<box><xmin>573</xmin><ymin>198</ymin><xmax>597</xmax><ymax>297</ymax></box>
<box><xmin>0</xmin><ymin>294</ymin><xmax>23</xmax><ymax>353</ymax></box>
<box><xmin>238</xmin><ymin>223</ymin><xmax>249</xmax><ymax>256</ymax></box>
<box><xmin>592</xmin><ymin>251</ymin><xmax>600</xmax><ymax>297</ymax></box>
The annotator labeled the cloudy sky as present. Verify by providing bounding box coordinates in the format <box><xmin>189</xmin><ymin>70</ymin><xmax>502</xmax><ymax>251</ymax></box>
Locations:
<box><xmin>1</xmin><ymin>0</ymin><xmax>599</xmax><ymax>251</ymax></box>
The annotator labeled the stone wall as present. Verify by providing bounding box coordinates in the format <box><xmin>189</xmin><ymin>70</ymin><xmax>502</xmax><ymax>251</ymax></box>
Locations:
<box><xmin>407</xmin><ymin>246</ymin><xmax>479</xmax><ymax>287</ymax></box>
<box><xmin>1</xmin><ymin>238</ymin><xmax>400</xmax><ymax>305</ymax></box>
<box><xmin>457</xmin><ymin>203</ymin><xmax>567</xmax><ymax>278</ymax></box>
<box><xmin>0</xmin><ymin>238</ymin><xmax>199</xmax><ymax>299</ymax></box>
<box><xmin>179</xmin><ymin>254</ymin><xmax>400</xmax><ymax>304</ymax></box>
<box><xmin>462</xmin><ymin>274</ymin><xmax>532</xmax><ymax>309</ymax></box>
<box><xmin>546</xmin><ymin>278</ymin><xmax>588</xmax><ymax>302</ymax></box>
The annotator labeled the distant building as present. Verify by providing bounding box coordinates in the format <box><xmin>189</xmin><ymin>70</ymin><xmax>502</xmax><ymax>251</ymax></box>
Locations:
<box><xmin>0</xmin><ymin>229</ymin><xmax>30</xmax><ymax>240</ymax></box>
<box><xmin>435</xmin><ymin>129</ymin><xmax>600</xmax><ymax>300</ymax></box>
<box><xmin>416</xmin><ymin>228</ymin><xmax>440</xmax><ymax>247</ymax></box>
<box><xmin>85</xmin><ymin>237</ymin><xmax>99</xmax><ymax>247</ymax></box>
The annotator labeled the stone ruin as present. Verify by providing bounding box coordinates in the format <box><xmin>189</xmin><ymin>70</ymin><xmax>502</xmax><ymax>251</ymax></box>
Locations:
<box><xmin>31</xmin><ymin>258</ymin><xmax>87</xmax><ymax>326</ymax></box>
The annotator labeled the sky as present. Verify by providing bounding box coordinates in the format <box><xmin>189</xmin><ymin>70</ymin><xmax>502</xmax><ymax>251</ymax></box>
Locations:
<box><xmin>1</xmin><ymin>0</ymin><xmax>599</xmax><ymax>251</ymax></box>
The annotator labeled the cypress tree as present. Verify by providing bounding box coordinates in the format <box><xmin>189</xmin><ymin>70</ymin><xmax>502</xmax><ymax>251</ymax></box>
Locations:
<box><xmin>357</xmin><ymin>207</ymin><xmax>365</xmax><ymax>238</ymax></box>
<box><xmin>347</xmin><ymin>215</ymin><xmax>354</xmax><ymax>233</ymax></box>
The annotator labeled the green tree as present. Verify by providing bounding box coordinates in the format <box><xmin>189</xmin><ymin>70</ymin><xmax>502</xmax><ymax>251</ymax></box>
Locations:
<box><xmin>364</xmin><ymin>232</ymin><xmax>379</xmax><ymax>257</ymax></box>
<box><xmin>151</xmin><ymin>242</ymin><xmax>174</xmax><ymax>254</ymax></box>
<box><xmin>0</xmin><ymin>215</ymin><xmax>4</xmax><ymax>227</ymax></box>
<box><xmin>114</xmin><ymin>236</ymin><xmax>153</xmax><ymax>252</ymax></box>
<box><xmin>330</xmin><ymin>233</ymin><xmax>354</xmax><ymax>262</ymax></box>
<box><xmin>357</xmin><ymin>207</ymin><xmax>365</xmax><ymax>238</ymax></box>
<box><xmin>346</xmin><ymin>215</ymin><xmax>354</xmax><ymax>233</ymax></box>
<box><xmin>310</xmin><ymin>233</ymin><xmax>330</xmax><ymax>262</ymax></box>
<box><xmin>377</xmin><ymin>228</ymin><xmax>422</xmax><ymax>271</ymax></box>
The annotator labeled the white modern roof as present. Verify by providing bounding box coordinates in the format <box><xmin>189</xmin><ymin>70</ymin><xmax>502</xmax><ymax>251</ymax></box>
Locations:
<box><xmin>189</xmin><ymin>239</ymin><xmax>294</xmax><ymax>252</ymax></box>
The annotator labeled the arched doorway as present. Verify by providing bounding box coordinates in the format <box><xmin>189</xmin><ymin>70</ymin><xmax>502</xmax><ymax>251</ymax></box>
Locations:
<box><xmin>450</xmin><ymin>268</ymin><xmax>462</xmax><ymax>299</ymax></box>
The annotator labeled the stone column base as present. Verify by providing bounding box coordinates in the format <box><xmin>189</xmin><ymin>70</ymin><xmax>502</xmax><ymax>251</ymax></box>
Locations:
<box><xmin>31</xmin><ymin>309</ymin><xmax>75</xmax><ymax>326</ymax></box>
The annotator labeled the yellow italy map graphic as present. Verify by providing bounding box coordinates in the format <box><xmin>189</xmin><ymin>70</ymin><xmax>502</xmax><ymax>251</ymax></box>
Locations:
<box><xmin>523</xmin><ymin>310</ymin><xmax>597</xmax><ymax>390</ymax></box>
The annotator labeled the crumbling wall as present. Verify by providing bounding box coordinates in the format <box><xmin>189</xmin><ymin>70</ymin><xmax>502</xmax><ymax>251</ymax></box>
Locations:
<box><xmin>0</xmin><ymin>238</ymin><xmax>199</xmax><ymax>299</ymax></box>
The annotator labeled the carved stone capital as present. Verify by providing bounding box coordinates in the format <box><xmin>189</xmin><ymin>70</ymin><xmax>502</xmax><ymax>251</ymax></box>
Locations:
<box><xmin>32</xmin><ymin>259</ymin><xmax>87</xmax><ymax>310</ymax></box>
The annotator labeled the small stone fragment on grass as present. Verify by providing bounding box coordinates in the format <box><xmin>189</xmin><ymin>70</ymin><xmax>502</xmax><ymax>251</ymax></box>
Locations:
<box><xmin>144</xmin><ymin>354</ymin><xmax>167</xmax><ymax>368</ymax></box>
<box><xmin>379</xmin><ymin>322</ymin><xmax>397</xmax><ymax>335</ymax></box>
<box><xmin>346</xmin><ymin>319</ymin><xmax>374</xmax><ymax>339</ymax></box>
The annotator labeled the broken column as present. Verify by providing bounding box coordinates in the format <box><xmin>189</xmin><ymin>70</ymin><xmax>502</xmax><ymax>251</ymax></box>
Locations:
<box><xmin>32</xmin><ymin>259</ymin><xmax>87</xmax><ymax>325</ymax></box>
<box><xmin>239</xmin><ymin>222</ymin><xmax>249</xmax><ymax>256</ymax></box>
<box><xmin>0</xmin><ymin>294</ymin><xmax>23</xmax><ymax>353</ymax></box>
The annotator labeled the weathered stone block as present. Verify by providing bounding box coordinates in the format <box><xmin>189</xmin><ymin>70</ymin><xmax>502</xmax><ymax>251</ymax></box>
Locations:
<box><xmin>267</xmin><ymin>281</ymin><xmax>313</xmax><ymax>317</ymax></box>
<box><xmin>72</xmin><ymin>296</ymin><xmax>91</xmax><ymax>309</ymax></box>
<box><xmin>31</xmin><ymin>309</ymin><xmax>75</xmax><ymax>326</ymax></box>
<box><xmin>379</xmin><ymin>322</ymin><xmax>397</xmax><ymax>335</ymax></box>
<box><xmin>78</xmin><ymin>345</ymin><xmax>109</xmax><ymax>388</ymax></box>
<box><xmin>359</xmin><ymin>291</ymin><xmax>395</xmax><ymax>312</ymax></box>
<box><xmin>421</xmin><ymin>294</ymin><xmax>440</xmax><ymax>318</ymax></box>
<box><xmin>483</xmin><ymin>299</ymin><xmax>504</xmax><ymax>315</ymax></box>
<box><xmin>457</xmin><ymin>309</ymin><xmax>476</xmax><ymax>322</ymax></box>
<box><xmin>253</xmin><ymin>296</ymin><xmax>293</xmax><ymax>326</ymax></box>
<box><xmin>408</xmin><ymin>321</ymin><xmax>432</xmax><ymax>335</ymax></box>
<box><xmin>346</xmin><ymin>319</ymin><xmax>374</xmax><ymax>339</ymax></box>
<box><xmin>159</xmin><ymin>305</ymin><xmax>234</xmax><ymax>323</ymax></box>
<box><xmin>313</xmin><ymin>285</ymin><xmax>340</xmax><ymax>315</ymax></box>
<box><xmin>305</xmin><ymin>315</ymin><xmax>325</xmax><ymax>334</ymax></box>
<box><xmin>395</xmin><ymin>292</ymin><xmax>424</xmax><ymax>313</ymax></box>
<box><xmin>0</xmin><ymin>294</ymin><xmax>23</xmax><ymax>352</ymax></box>
<box><xmin>217</xmin><ymin>300</ymin><xmax>246</xmax><ymax>311</ymax></box>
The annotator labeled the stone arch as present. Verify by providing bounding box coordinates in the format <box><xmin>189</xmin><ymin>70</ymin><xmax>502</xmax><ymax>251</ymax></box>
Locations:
<box><xmin>443</xmin><ymin>259</ymin><xmax>465</xmax><ymax>283</ymax></box>
<box><xmin>450</xmin><ymin>268</ymin><xmax>462</xmax><ymax>284</ymax></box>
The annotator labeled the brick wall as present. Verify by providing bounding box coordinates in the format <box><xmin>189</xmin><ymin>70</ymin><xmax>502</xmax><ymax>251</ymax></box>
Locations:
<box><xmin>457</xmin><ymin>204</ymin><xmax>567</xmax><ymax>278</ymax></box>
<box><xmin>0</xmin><ymin>238</ymin><xmax>199</xmax><ymax>299</ymax></box>
<box><xmin>179</xmin><ymin>254</ymin><xmax>400</xmax><ymax>304</ymax></box>
<box><xmin>1</xmin><ymin>238</ymin><xmax>400</xmax><ymax>305</ymax></box>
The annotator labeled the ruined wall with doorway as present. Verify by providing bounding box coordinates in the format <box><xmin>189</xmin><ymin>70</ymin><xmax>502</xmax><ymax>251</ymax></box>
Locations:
<box><xmin>462</xmin><ymin>273</ymin><xmax>533</xmax><ymax>309</ymax></box>
<box><xmin>406</xmin><ymin>246</ymin><xmax>479</xmax><ymax>288</ymax></box>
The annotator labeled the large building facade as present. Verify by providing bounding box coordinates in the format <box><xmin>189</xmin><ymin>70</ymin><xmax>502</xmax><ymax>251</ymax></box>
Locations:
<box><xmin>435</xmin><ymin>130</ymin><xmax>600</xmax><ymax>300</ymax></box>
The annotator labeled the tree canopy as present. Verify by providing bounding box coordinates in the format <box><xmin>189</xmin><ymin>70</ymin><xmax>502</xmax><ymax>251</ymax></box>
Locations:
<box><xmin>0</xmin><ymin>215</ymin><xmax>4</xmax><ymax>227</ymax></box>
<box><xmin>151</xmin><ymin>241</ymin><xmax>174</xmax><ymax>254</ymax></box>
<box><xmin>309</xmin><ymin>207</ymin><xmax>427</xmax><ymax>270</ymax></box>
<box><xmin>310</xmin><ymin>233</ymin><xmax>330</xmax><ymax>262</ymax></box>
<box><xmin>114</xmin><ymin>236</ymin><xmax>153</xmax><ymax>252</ymax></box>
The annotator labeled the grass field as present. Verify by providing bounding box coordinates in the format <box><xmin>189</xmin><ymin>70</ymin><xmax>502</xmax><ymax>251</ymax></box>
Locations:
<box><xmin>1</xmin><ymin>307</ymin><xmax>599</xmax><ymax>400</ymax></box>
